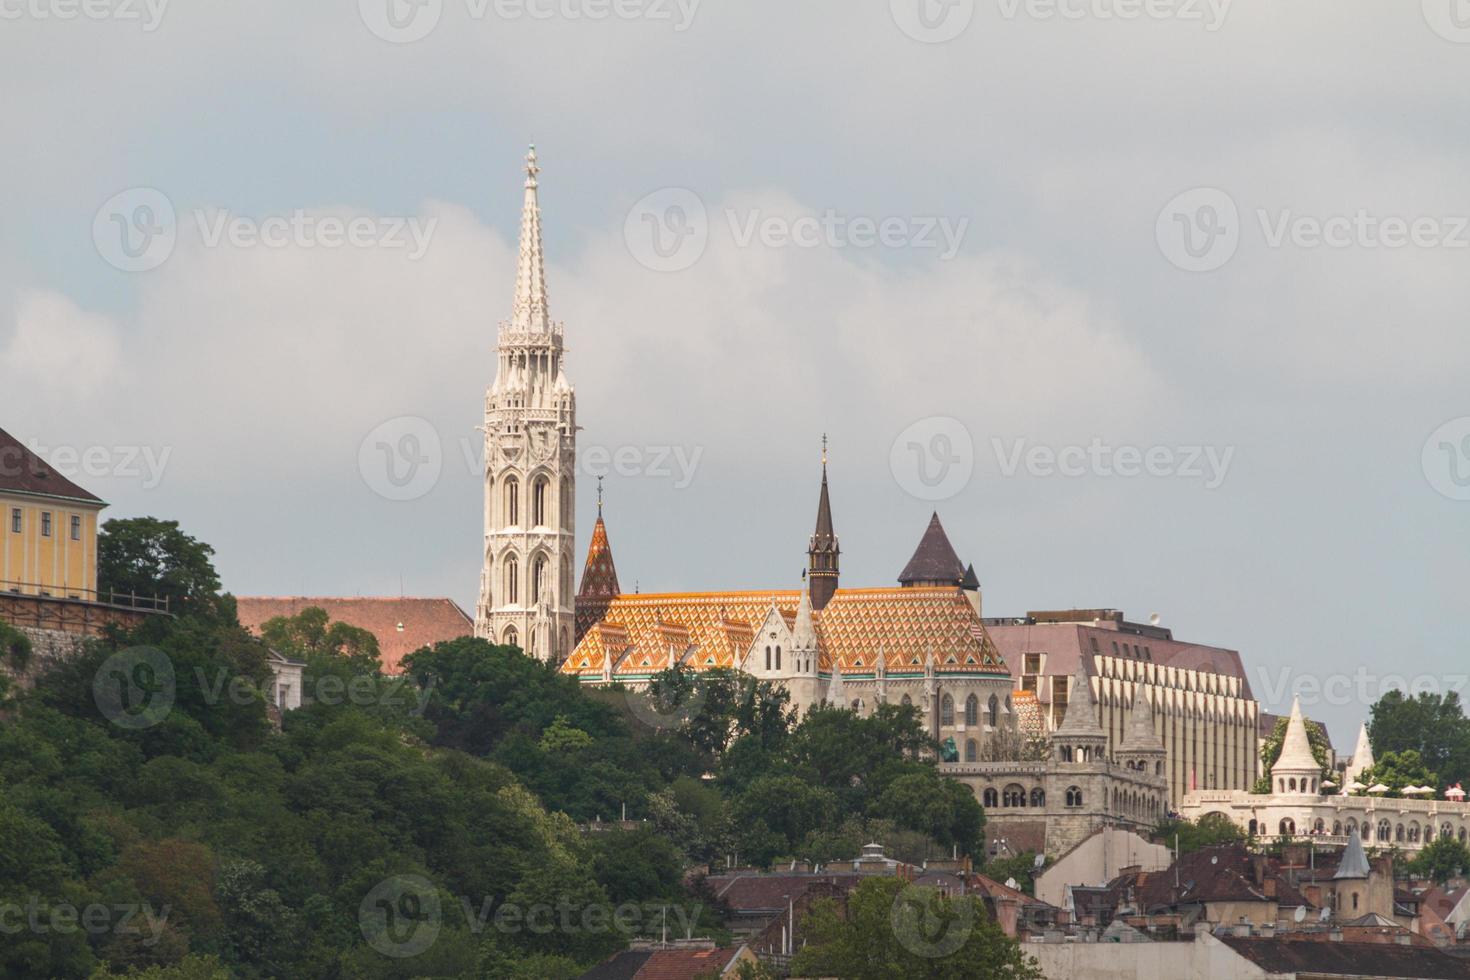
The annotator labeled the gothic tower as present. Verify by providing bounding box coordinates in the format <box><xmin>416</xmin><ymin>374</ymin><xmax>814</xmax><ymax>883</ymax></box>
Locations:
<box><xmin>474</xmin><ymin>146</ymin><xmax>576</xmax><ymax>663</ymax></box>
<box><xmin>808</xmin><ymin>438</ymin><xmax>840</xmax><ymax>611</ymax></box>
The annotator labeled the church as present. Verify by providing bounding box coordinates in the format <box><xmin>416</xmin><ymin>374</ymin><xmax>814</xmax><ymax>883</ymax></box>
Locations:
<box><xmin>473</xmin><ymin>149</ymin><xmax>1192</xmax><ymax>857</ymax></box>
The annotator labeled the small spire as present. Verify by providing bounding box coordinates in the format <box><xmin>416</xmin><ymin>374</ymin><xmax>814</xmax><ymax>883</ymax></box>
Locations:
<box><xmin>821</xmin><ymin>432</ymin><xmax>828</xmax><ymax>468</ymax></box>
<box><xmin>597</xmin><ymin>475</ymin><xmax>604</xmax><ymax>517</ymax></box>
<box><xmin>524</xmin><ymin>144</ymin><xmax>540</xmax><ymax>186</ymax></box>
<box><xmin>511</xmin><ymin>144</ymin><xmax>551</xmax><ymax>333</ymax></box>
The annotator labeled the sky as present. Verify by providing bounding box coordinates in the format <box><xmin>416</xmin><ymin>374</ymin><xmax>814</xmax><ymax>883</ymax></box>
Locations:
<box><xmin>3</xmin><ymin>0</ymin><xmax>1469</xmax><ymax>748</ymax></box>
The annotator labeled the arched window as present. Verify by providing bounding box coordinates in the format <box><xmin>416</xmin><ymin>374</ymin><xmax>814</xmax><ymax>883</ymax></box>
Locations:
<box><xmin>532</xmin><ymin>555</ymin><xmax>547</xmax><ymax>603</ymax></box>
<box><xmin>1060</xmin><ymin>746</ymin><xmax>1073</xmax><ymax>762</ymax></box>
<box><xmin>940</xmin><ymin>694</ymin><xmax>954</xmax><ymax>726</ymax></box>
<box><xmin>1031</xmin><ymin>788</ymin><xmax>1046</xmax><ymax>808</ymax></box>
<box><xmin>965</xmin><ymin>695</ymin><xmax>978</xmax><ymax>726</ymax></box>
<box><xmin>765</xmin><ymin>646</ymin><xmax>771</xmax><ymax>671</ymax></box>
<box><xmin>1288</xmin><ymin>778</ymin><xmax>1297</xmax><ymax>792</ymax></box>
<box><xmin>1066</xmin><ymin>787</ymin><xmax>1082</xmax><ymax>807</ymax></box>
<box><xmin>1408</xmin><ymin>823</ymin><xmax>1420</xmax><ymax>843</ymax></box>
<box><xmin>982</xmin><ymin>787</ymin><xmax>998</xmax><ymax>808</ymax></box>
<box><xmin>504</xmin><ymin>478</ymin><xmax>520</xmax><ymax>526</ymax></box>
<box><xmin>1312</xmin><ymin>818</ymin><xmax>1325</xmax><ymax>834</ymax></box>
<box><xmin>1248</xmin><ymin>819</ymin><xmax>1258</xmax><ymax>836</ymax></box>
<box><xmin>1460</xmin><ymin>828</ymin><xmax>1467</xmax><ymax>843</ymax></box>
<box><xmin>1396</xmin><ymin>824</ymin><xmax>1406</xmax><ymax>843</ymax></box>
<box><xmin>775</xmin><ymin>646</ymin><xmax>782</xmax><ymax>671</ymax></box>
<box><xmin>1333</xmin><ymin>821</ymin><xmax>1343</xmax><ymax>836</ymax></box>
<box><xmin>987</xmin><ymin>694</ymin><xmax>999</xmax><ymax>727</ymax></box>
<box><xmin>965</xmin><ymin>739</ymin><xmax>977</xmax><ymax>762</ymax></box>
<box><xmin>532</xmin><ymin>477</ymin><xmax>549</xmax><ymax>526</ymax></box>
<box><xmin>1279</xmin><ymin>818</ymin><xmax>1295</xmax><ymax>837</ymax></box>
<box><xmin>1378</xmin><ymin>819</ymin><xmax>1392</xmax><ymax>842</ymax></box>
<box><xmin>505</xmin><ymin>555</ymin><xmax>519</xmax><ymax>604</ymax></box>
<box><xmin>504</xmin><ymin>625</ymin><xmax>519</xmax><ymax>649</ymax></box>
<box><xmin>1002</xmin><ymin>784</ymin><xmax>1026</xmax><ymax>808</ymax></box>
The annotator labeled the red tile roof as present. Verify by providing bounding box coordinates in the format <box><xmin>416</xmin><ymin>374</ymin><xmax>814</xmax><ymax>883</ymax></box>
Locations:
<box><xmin>235</xmin><ymin>596</ymin><xmax>473</xmax><ymax>674</ymax></box>
<box><xmin>633</xmin><ymin>948</ymin><xmax>742</xmax><ymax>979</ymax></box>
<box><xmin>0</xmin><ymin>427</ymin><xmax>105</xmax><ymax>505</ymax></box>
<box><xmin>1218</xmin><ymin>936</ymin><xmax>1470</xmax><ymax>979</ymax></box>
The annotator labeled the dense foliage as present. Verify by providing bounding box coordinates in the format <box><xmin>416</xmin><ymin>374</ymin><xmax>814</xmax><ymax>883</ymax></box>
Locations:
<box><xmin>0</xmin><ymin>518</ymin><xmax>1009</xmax><ymax>978</ymax></box>
<box><xmin>1369</xmin><ymin>690</ymin><xmax>1470</xmax><ymax>791</ymax></box>
<box><xmin>1153</xmin><ymin>813</ymin><xmax>1248</xmax><ymax>854</ymax></box>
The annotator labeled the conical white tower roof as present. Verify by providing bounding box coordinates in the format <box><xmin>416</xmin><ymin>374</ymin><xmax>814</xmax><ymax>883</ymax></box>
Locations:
<box><xmin>1119</xmin><ymin>683</ymin><xmax>1165</xmax><ymax>754</ymax></box>
<box><xmin>1272</xmin><ymin>696</ymin><xmax>1320</xmax><ymax>778</ymax></box>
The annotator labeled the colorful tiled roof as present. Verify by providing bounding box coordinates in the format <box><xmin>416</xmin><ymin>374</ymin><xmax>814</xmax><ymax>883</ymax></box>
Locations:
<box><xmin>0</xmin><ymin>427</ymin><xmax>105</xmax><ymax>505</ymax></box>
<box><xmin>236</xmin><ymin>596</ymin><xmax>473</xmax><ymax>674</ymax></box>
<box><xmin>562</xmin><ymin>587</ymin><xmax>1009</xmax><ymax>679</ymax></box>
<box><xmin>1012</xmin><ymin>689</ymin><xmax>1043</xmax><ymax>737</ymax></box>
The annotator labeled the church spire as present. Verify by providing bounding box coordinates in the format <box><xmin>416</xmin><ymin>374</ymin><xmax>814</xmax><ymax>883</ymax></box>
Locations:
<box><xmin>578</xmin><ymin>487</ymin><xmax>621</xmax><ymax>600</ymax></box>
<box><xmin>808</xmin><ymin>436</ymin><xmax>840</xmax><ymax>611</ymax></box>
<box><xmin>510</xmin><ymin>144</ymin><xmax>552</xmax><ymax>333</ymax></box>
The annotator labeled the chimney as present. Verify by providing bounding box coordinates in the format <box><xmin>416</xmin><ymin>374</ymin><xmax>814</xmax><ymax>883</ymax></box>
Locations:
<box><xmin>1263</xmin><ymin>878</ymin><xmax>1277</xmax><ymax>899</ymax></box>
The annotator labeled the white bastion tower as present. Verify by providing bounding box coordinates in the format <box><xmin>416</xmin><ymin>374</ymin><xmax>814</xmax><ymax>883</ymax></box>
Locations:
<box><xmin>474</xmin><ymin>147</ymin><xmax>577</xmax><ymax>662</ymax></box>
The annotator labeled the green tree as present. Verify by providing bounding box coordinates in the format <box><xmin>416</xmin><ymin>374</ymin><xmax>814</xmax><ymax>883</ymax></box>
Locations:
<box><xmin>1252</xmin><ymin>714</ymin><xmax>1332</xmax><ymax>793</ymax></box>
<box><xmin>1407</xmin><ymin>835</ymin><xmax>1470</xmax><ymax>884</ymax></box>
<box><xmin>257</xmin><ymin>607</ymin><xmax>380</xmax><ymax>670</ymax></box>
<box><xmin>1369</xmin><ymin>691</ymin><xmax>1470</xmax><ymax>789</ymax></box>
<box><xmin>1358</xmin><ymin>749</ymin><xmax>1438</xmax><ymax>798</ymax></box>
<box><xmin>790</xmin><ymin>877</ymin><xmax>1044</xmax><ymax>980</ymax></box>
<box><xmin>1154</xmin><ymin>813</ymin><xmax>1248</xmax><ymax>854</ymax></box>
<box><xmin>982</xmin><ymin>851</ymin><xmax>1049</xmax><ymax>896</ymax></box>
<box><xmin>97</xmin><ymin>518</ymin><xmax>229</xmax><ymax>622</ymax></box>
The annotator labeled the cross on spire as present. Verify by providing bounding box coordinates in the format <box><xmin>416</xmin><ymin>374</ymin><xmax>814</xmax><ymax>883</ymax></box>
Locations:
<box><xmin>597</xmin><ymin>475</ymin><xmax>604</xmax><ymax>516</ymax></box>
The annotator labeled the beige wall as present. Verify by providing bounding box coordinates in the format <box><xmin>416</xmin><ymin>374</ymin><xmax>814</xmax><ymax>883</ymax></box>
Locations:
<box><xmin>1027</xmin><ymin>931</ymin><xmax>1271</xmax><ymax>980</ymax></box>
<box><xmin>0</xmin><ymin>492</ymin><xmax>101</xmax><ymax>598</ymax></box>
<box><xmin>1036</xmin><ymin>827</ymin><xmax>1172</xmax><ymax>908</ymax></box>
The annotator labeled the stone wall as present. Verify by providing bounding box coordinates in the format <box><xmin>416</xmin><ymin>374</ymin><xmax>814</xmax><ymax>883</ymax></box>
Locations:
<box><xmin>2</xmin><ymin>626</ymin><xmax>92</xmax><ymax>689</ymax></box>
<box><xmin>1026</xmin><ymin>931</ymin><xmax>1268</xmax><ymax>980</ymax></box>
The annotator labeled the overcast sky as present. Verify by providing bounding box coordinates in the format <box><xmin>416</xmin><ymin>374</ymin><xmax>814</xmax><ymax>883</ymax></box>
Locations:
<box><xmin>4</xmin><ymin>1</ymin><xmax>1469</xmax><ymax>747</ymax></box>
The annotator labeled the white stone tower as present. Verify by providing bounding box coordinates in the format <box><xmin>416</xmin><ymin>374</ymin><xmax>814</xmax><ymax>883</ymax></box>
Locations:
<box><xmin>474</xmin><ymin>146</ymin><xmax>577</xmax><ymax>662</ymax></box>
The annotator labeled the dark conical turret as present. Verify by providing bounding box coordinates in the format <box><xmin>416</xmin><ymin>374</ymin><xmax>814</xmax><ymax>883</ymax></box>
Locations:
<box><xmin>897</xmin><ymin>513</ymin><xmax>966</xmax><ymax>588</ymax></box>
<box><xmin>808</xmin><ymin>437</ymin><xmax>840</xmax><ymax>611</ymax></box>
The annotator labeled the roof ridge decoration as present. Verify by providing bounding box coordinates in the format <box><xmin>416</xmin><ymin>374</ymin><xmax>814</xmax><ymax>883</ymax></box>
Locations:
<box><xmin>1272</xmin><ymin>695</ymin><xmax>1321</xmax><ymax>778</ymax></box>
<box><xmin>1053</xmin><ymin>661</ymin><xmax>1107</xmax><ymax>739</ymax></box>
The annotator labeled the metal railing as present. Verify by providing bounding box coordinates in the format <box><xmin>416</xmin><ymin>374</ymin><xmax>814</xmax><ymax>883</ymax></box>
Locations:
<box><xmin>0</xmin><ymin>579</ymin><xmax>170</xmax><ymax>613</ymax></box>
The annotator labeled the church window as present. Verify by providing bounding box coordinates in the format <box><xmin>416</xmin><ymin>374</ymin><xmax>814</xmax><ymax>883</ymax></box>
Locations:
<box><xmin>987</xmin><ymin>694</ymin><xmax>999</xmax><ymax>727</ymax></box>
<box><xmin>1031</xmin><ymin>788</ymin><xmax>1045</xmax><ymax>808</ymax></box>
<box><xmin>1066</xmin><ymin>787</ymin><xmax>1082</xmax><ymax>807</ymax></box>
<box><xmin>532</xmin><ymin>555</ymin><xmax>547</xmax><ymax>603</ymax></box>
<box><xmin>504</xmin><ymin>626</ymin><xmax>519</xmax><ymax>648</ymax></box>
<box><xmin>982</xmin><ymin>788</ymin><xmax>998</xmax><ymax>808</ymax></box>
<box><xmin>1378</xmin><ymin>819</ymin><xmax>1391</xmax><ymax>841</ymax></box>
<box><xmin>940</xmin><ymin>694</ymin><xmax>954</xmax><ymax>726</ymax></box>
<box><xmin>1002</xmin><ymin>784</ymin><xmax>1026</xmax><ymax>808</ymax></box>
<box><xmin>533</xmin><ymin>478</ymin><xmax>549</xmax><ymax>526</ymax></box>
<box><xmin>505</xmin><ymin>556</ymin><xmax>519</xmax><ymax>604</ymax></box>
<box><xmin>765</xmin><ymin>646</ymin><xmax>771</xmax><ymax>671</ymax></box>
<box><xmin>965</xmin><ymin>739</ymin><xmax>976</xmax><ymax>762</ymax></box>
<box><xmin>965</xmin><ymin>695</ymin><xmax>978</xmax><ymax>726</ymax></box>
<box><xmin>775</xmin><ymin>646</ymin><xmax>781</xmax><ymax>670</ymax></box>
<box><xmin>1279</xmin><ymin>818</ymin><xmax>1295</xmax><ymax>837</ymax></box>
<box><xmin>1352</xmin><ymin>894</ymin><xmax>1359</xmax><ymax>911</ymax></box>
<box><xmin>505</xmin><ymin>479</ymin><xmax>520</xmax><ymax>526</ymax></box>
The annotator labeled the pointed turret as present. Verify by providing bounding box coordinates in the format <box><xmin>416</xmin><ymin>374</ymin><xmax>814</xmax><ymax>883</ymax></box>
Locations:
<box><xmin>1118</xmin><ymin>683</ymin><xmax>1166</xmax><ymax>773</ymax></box>
<box><xmin>1344</xmin><ymin>722</ymin><xmax>1374</xmax><ymax>792</ymax></box>
<box><xmin>577</xmin><ymin>485</ymin><xmax>621</xmax><ymax>600</ymax></box>
<box><xmin>792</xmin><ymin>586</ymin><xmax>818</xmax><ymax>652</ymax></box>
<box><xmin>827</xmin><ymin>660</ymin><xmax>845</xmax><ymax>706</ymax></box>
<box><xmin>807</xmin><ymin>437</ymin><xmax>840</xmax><ymax>611</ymax></box>
<box><xmin>898</xmin><ymin>513</ymin><xmax>966</xmax><ymax>588</ymax></box>
<box><xmin>1051</xmin><ymin>662</ymin><xmax>1109</xmax><ymax>762</ymax></box>
<box><xmin>1334</xmin><ymin>828</ymin><xmax>1370</xmax><ymax>880</ymax></box>
<box><xmin>1271</xmin><ymin>696</ymin><xmax>1323</xmax><ymax>794</ymax></box>
<box><xmin>511</xmin><ymin>145</ymin><xmax>552</xmax><ymax>334</ymax></box>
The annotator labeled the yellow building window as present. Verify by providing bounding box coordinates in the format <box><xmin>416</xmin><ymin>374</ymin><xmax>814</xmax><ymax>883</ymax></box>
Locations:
<box><xmin>8</xmin><ymin>508</ymin><xmax>18</xmax><ymax>533</ymax></box>
<box><xmin>71</xmin><ymin>515</ymin><xmax>81</xmax><ymax>541</ymax></box>
<box><xmin>41</xmin><ymin>512</ymin><xmax>52</xmax><ymax>537</ymax></box>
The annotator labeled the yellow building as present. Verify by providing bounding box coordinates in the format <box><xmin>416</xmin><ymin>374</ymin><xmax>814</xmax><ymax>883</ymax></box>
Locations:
<box><xmin>0</xmin><ymin>427</ymin><xmax>105</xmax><ymax>600</ymax></box>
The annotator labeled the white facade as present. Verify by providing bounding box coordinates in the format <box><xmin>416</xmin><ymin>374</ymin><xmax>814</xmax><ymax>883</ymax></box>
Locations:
<box><xmin>474</xmin><ymin>147</ymin><xmax>577</xmax><ymax>662</ymax></box>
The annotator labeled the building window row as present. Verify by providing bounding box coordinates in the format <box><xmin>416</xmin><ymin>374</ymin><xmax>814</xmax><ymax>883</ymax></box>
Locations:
<box><xmin>9</xmin><ymin>508</ymin><xmax>88</xmax><ymax>541</ymax></box>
